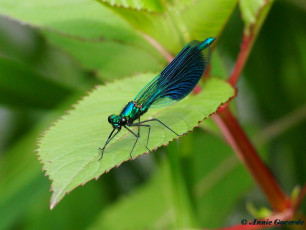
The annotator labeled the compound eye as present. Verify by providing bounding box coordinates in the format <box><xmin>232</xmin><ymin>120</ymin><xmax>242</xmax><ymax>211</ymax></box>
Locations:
<box><xmin>108</xmin><ymin>115</ymin><xmax>113</xmax><ymax>123</ymax></box>
<box><xmin>121</xmin><ymin>117</ymin><xmax>127</xmax><ymax>125</ymax></box>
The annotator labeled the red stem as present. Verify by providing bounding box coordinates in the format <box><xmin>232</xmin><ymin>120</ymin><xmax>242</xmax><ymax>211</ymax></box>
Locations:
<box><xmin>228</xmin><ymin>33</ymin><xmax>253</xmax><ymax>86</ymax></box>
<box><xmin>214</xmin><ymin>1</ymin><xmax>293</xmax><ymax>213</ymax></box>
<box><xmin>213</xmin><ymin>107</ymin><xmax>291</xmax><ymax>212</ymax></box>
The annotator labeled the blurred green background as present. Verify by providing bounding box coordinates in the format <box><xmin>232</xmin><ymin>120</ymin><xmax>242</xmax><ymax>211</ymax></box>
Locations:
<box><xmin>0</xmin><ymin>0</ymin><xmax>305</xmax><ymax>229</ymax></box>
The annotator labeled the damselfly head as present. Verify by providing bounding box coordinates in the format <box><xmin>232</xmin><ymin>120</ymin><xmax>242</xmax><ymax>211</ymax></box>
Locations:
<box><xmin>108</xmin><ymin>115</ymin><xmax>127</xmax><ymax>129</ymax></box>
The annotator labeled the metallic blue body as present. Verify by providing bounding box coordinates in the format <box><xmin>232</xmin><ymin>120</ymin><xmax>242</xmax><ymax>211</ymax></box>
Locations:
<box><xmin>101</xmin><ymin>37</ymin><xmax>215</xmax><ymax>160</ymax></box>
<box><xmin>109</xmin><ymin>37</ymin><xmax>215</xmax><ymax>128</ymax></box>
<box><xmin>120</xmin><ymin>101</ymin><xmax>148</xmax><ymax>123</ymax></box>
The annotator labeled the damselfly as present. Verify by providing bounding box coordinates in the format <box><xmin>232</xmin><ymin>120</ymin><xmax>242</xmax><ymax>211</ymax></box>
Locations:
<box><xmin>99</xmin><ymin>37</ymin><xmax>215</xmax><ymax>160</ymax></box>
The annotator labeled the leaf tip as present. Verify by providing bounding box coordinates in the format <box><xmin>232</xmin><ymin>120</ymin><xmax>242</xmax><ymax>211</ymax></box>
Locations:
<box><xmin>50</xmin><ymin>201</ymin><xmax>56</xmax><ymax>210</ymax></box>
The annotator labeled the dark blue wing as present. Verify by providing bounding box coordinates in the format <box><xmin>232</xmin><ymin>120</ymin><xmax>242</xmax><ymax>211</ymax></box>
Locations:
<box><xmin>134</xmin><ymin>37</ymin><xmax>215</xmax><ymax>109</ymax></box>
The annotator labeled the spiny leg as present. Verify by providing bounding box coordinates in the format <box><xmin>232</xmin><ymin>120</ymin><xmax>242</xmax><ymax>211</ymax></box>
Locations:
<box><xmin>99</xmin><ymin>128</ymin><xmax>120</xmax><ymax>152</ymax></box>
<box><xmin>99</xmin><ymin>128</ymin><xmax>120</xmax><ymax>161</ymax></box>
<box><xmin>130</xmin><ymin>124</ymin><xmax>151</xmax><ymax>152</ymax></box>
<box><xmin>138</xmin><ymin>117</ymin><xmax>140</xmax><ymax>136</ymax></box>
<box><xmin>132</xmin><ymin>118</ymin><xmax>180</xmax><ymax>137</ymax></box>
<box><xmin>99</xmin><ymin>129</ymin><xmax>114</xmax><ymax>152</ymax></box>
<box><xmin>124</xmin><ymin>126</ymin><xmax>139</xmax><ymax>159</ymax></box>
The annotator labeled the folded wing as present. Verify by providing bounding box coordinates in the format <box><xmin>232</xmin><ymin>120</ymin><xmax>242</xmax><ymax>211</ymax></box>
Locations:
<box><xmin>134</xmin><ymin>38</ymin><xmax>214</xmax><ymax>109</ymax></box>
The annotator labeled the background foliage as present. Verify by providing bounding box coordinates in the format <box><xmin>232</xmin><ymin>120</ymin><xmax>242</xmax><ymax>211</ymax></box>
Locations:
<box><xmin>0</xmin><ymin>0</ymin><xmax>305</xmax><ymax>229</ymax></box>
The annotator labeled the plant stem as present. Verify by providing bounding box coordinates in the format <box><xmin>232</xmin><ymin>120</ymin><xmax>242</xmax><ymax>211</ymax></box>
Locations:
<box><xmin>228</xmin><ymin>33</ymin><xmax>253</xmax><ymax>86</ymax></box>
<box><xmin>213</xmin><ymin>107</ymin><xmax>290</xmax><ymax>212</ymax></box>
<box><xmin>228</xmin><ymin>0</ymin><xmax>273</xmax><ymax>86</ymax></box>
<box><xmin>141</xmin><ymin>33</ymin><xmax>174</xmax><ymax>63</ymax></box>
<box><xmin>213</xmin><ymin>0</ymin><xmax>292</xmax><ymax>212</ymax></box>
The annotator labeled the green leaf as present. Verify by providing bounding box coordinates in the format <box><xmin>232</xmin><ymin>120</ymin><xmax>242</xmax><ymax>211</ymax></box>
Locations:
<box><xmin>99</xmin><ymin>0</ymin><xmax>164</xmax><ymax>12</ymax></box>
<box><xmin>0</xmin><ymin>18</ymin><xmax>93</xmax><ymax>91</ymax></box>
<box><xmin>239</xmin><ymin>0</ymin><xmax>265</xmax><ymax>28</ymax></box>
<box><xmin>99</xmin><ymin>0</ymin><xmax>238</xmax><ymax>53</ymax></box>
<box><xmin>88</xmin><ymin>160</ymin><xmax>176</xmax><ymax>230</ymax></box>
<box><xmin>0</xmin><ymin>0</ymin><xmax>133</xmax><ymax>40</ymax></box>
<box><xmin>0</xmin><ymin>91</ymin><xmax>101</xmax><ymax>230</ymax></box>
<box><xmin>96</xmin><ymin>3</ymin><xmax>184</xmax><ymax>53</ymax></box>
<box><xmin>88</xmin><ymin>132</ymin><xmax>254</xmax><ymax>229</ymax></box>
<box><xmin>0</xmin><ymin>57</ymin><xmax>72</xmax><ymax>109</ymax></box>
<box><xmin>239</xmin><ymin>0</ymin><xmax>271</xmax><ymax>34</ymax></box>
<box><xmin>180</xmin><ymin>0</ymin><xmax>238</xmax><ymax>40</ymax></box>
<box><xmin>166</xmin><ymin>143</ymin><xmax>197</xmax><ymax>228</ymax></box>
<box><xmin>37</xmin><ymin>74</ymin><xmax>235</xmax><ymax>208</ymax></box>
<box><xmin>45</xmin><ymin>32</ymin><xmax>164</xmax><ymax>80</ymax></box>
<box><xmin>0</xmin><ymin>0</ymin><xmax>165</xmax><ymax>80</ymax></box>
<box><xmin>0</xmin><ymin>0</ymin><xmax>238</xmax><ymax>79</ymax></box>
<box><xmin>0</xmin><ymin>130</ymin><xmax>47</xmax><ymax>230</ymax></box>
<box><xmin>191</xmin><ymin>132</ymin><xmax>253</xmax><ymax>227</ymax></box>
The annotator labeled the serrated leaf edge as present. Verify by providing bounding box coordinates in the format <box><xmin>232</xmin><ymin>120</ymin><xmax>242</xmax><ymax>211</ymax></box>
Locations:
<box><xmin>36</xmin><ymin>76</ymin><xmax>235</xmax><ymax>209</ymax></box>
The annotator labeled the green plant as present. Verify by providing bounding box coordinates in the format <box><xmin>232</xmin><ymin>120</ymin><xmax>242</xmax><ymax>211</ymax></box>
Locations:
<box><xmin>0</xmin><ymin>0</ymin><xmax>305</xmax><ymax>229</ymax></box>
